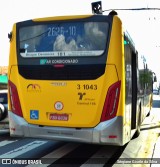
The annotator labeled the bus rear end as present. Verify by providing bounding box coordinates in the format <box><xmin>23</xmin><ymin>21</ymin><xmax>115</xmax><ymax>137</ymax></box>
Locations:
<box><xmin>8</xmin><ymin>14</ymin><xmax>124</xmax><ymax>145</ymax></box>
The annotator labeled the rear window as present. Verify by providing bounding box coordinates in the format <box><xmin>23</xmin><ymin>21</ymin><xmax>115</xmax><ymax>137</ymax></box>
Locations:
<box><xmin>19</xmin><ymin>22</ymin><xmax>109</xmax><ymax>57</ymax></box>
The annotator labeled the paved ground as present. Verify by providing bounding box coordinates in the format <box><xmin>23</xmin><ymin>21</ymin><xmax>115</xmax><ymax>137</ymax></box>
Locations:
<box><xmin>113</xmin><ymin>95</ymin><xmax>160</xmax><ymax>167</ymax></box>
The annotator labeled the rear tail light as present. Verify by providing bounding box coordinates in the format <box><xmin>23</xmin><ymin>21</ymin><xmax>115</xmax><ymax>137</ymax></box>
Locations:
<box><xmin>8</xmin><ymin>80</ymin><xmax>23</xmax><ymax>117</ymax></box>
<box><xmin>101</xmin><ymin>81</ymin><xmax>121</xmax><ymax>122</ymax></box>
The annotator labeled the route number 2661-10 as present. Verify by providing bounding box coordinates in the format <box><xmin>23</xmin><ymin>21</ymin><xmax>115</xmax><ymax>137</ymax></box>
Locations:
<box><xmin>77</xmin><ymin>84</ymin><xmax>97</xmax><ymax>90</ymax></box>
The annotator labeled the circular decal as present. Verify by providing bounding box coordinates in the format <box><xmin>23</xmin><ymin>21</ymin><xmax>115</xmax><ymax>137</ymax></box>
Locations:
<box><xmin>54</xmin><ymin>101</ymin><xmax>63</xmax><ymax>111</ymax></box>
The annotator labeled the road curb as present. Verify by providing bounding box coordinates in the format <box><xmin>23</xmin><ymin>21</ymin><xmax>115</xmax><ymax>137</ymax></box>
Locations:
<box><xmin>151</xmin><ymin>135</ymin><xmax>160</xmax><ymax>167</ymax></box>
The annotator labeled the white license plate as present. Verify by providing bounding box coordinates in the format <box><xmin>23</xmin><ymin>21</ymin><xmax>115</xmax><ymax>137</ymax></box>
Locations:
<box><xmin>49</xmin><ymin>114</ymin><xmax>69</xmax><ymax>121</ymax></box>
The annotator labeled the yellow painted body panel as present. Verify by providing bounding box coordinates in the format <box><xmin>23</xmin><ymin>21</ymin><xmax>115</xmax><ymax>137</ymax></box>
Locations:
<box><xmin>107</xmin><ymin>16</ymin><xmax>125</xmax><ymax>118</ymax></box>
<box><xmin>9</xmin><ymin>65</ymin><xmax>118</xmax><ymax>127</ymax></box>
<box><xmin>8</xmin><ymin>15</ymin><xmax>124</xmax><ymax>128</ymax></box>
<box><xmin>33</xmin><ymin>15</ymin><xmax>92</xmax><ymax>22</ymax></box>
<box><xmin>8</xmin><ymin>23</ymin><xmax>17</xmax><ymax>111</ymax></box>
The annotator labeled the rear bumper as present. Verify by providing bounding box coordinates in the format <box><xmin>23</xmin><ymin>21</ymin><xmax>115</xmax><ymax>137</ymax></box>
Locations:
<box><xmin>8</xmin><ymin>111</ymin><xmax>123</xmax><ymax>146</ymax></box>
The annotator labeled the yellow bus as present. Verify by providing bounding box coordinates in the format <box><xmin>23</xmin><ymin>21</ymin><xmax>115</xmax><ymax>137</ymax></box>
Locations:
<box><xmin>8</xmin><ymin>12</ymin><xmax>153</xmax><ymax>146</ymax></box>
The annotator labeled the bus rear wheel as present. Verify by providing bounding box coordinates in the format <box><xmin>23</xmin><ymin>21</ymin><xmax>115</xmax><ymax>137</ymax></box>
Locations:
<box><xmin>132</xmin><ymin>107</ymin><xmax>141</xmax><ymax>139</ymax></box>
<box><xmin>146</xmin><ymin>111</ymin><xmax>150</xmax><ymax>117</ymax></box>
<box><xmin>133</xmin><ymin>124</ymin><xmax>140</xmax><ymax>139</ymax></box>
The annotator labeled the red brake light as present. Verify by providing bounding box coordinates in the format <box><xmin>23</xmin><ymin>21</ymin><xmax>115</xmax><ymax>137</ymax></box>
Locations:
<box><xmin>101</xmin><ymin>81</ymin><xmax>121</xmax><ymax>122</ymax></box>
<box><xmin>8</xmin><ymin>80</ymin><xmax>23</xmax><ymax>117</ymax></box>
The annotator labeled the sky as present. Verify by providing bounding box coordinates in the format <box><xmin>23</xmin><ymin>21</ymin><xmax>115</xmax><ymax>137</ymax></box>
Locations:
<box><xmin>0</xmin><ymin>0</ymin><xmax>160</xmax><ymax>80</ymax></box>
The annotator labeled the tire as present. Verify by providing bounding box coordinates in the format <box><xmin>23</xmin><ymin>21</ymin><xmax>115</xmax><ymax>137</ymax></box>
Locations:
<box><xmin>146</xmin><ymin>111</ymin><xmax>150</xmax><ymax>117</ymax></box>
<box><xmin>0</xmin><ymin>107</ymin><xmax>3</xmax><ymax>121</ymax></box>
<box><xmin>132</xmin><ymin>107</ymin><xmax>141</xmax><ymax>139</ymax></box>
<box><xmin>0</xmin><ymin>103</ymin><xmax>7</xmax><ymax>121</ymax></box>
<box><xmin>132</xmin><ymin>123</ymin><xmax>140</xmax><ymax>139</ymax></box>
<box><xmin>0</xmin><ymin>104</ymin><xmax>4</xmax><ymax>121</ymax></box>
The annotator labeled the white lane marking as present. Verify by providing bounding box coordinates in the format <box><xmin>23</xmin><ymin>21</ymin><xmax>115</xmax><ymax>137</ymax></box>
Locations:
<box><xmin>0</xmin><ymin>140</ymin><xmax>18</xmax><ymax>147</ymax></box>
<box><xmin>0</xmin><ymin>140</ymin><xmax>47</xmax><ymax>158</ymax></box>
<box><xmin>27</xmin><ymin>143</ymin><xmax>81</xmax><ymax>167</ymax></box>
<box><xmin>80</xmin><ymin>146</ymin><xmax>119</xmax><ymax>167</ymax></box>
